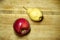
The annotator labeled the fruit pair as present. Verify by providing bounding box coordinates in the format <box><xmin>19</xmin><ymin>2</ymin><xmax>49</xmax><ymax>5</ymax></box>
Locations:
<box><xmin>13</xmin><ymin>8</ymin><xmax>43</xmax><ymax>36</ymax></box>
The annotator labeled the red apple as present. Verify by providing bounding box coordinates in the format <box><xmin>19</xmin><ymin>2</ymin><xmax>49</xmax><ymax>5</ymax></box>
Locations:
<box><xmin>13</xmin><ymin>18</ymin><xmax>30</xmax><ymax>36</ymax></box>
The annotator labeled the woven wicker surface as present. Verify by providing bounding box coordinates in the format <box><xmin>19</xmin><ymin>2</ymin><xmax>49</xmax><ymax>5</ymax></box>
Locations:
<box><xmin>0</xmin><ymin>0</ymin><xmax>60</xmax><ymax>40</ymax></box>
